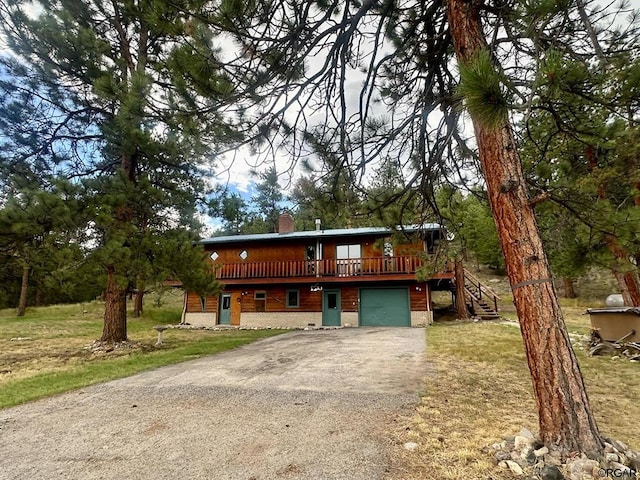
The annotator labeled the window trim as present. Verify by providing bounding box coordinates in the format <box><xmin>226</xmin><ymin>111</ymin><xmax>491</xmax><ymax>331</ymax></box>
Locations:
<box><xmin>285</xmin><ymin>289</ymin><xmax>300</xmax><ymax>308</ymax></box>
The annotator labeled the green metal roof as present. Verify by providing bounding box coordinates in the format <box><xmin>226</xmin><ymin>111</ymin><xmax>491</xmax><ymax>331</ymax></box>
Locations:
<box><xmin>199</xmin><ymin>223</ymin><xmax>442</xmax><ymax>245</ymax></box>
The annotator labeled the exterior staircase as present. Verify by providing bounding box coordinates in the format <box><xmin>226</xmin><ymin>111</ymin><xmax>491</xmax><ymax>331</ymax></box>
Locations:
<box><xmin>461</xmin><ymin>268</ymin><xmax>501</xmax><ymax>319</ymax></box>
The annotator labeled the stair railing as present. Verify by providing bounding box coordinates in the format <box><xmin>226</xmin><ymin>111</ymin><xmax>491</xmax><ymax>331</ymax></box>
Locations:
<box><xmin>463</xmin><ymin>268</ymin><xmax>501</xmax><ymax>313</ymax></box>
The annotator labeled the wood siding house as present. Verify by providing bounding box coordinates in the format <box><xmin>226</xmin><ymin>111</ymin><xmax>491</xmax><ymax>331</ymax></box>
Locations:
<box><xmin>183</xmin><ymin>214</ymin><xmax>453</xmax><ymax>328</ymax></box>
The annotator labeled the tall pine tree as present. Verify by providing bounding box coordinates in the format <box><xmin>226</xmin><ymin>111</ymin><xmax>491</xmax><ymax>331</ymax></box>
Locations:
<box><xmin>0</xmin><ymin>1</ymin><xmax>238</xmax><ymax>340</ymax></box>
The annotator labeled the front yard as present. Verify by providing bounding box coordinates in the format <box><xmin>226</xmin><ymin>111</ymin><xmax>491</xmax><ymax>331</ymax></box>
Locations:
<box><xmin>387</xmin><ymin>311</ymin><xmax>640</xmax><ymax>480</ymax></box>
<box><xmin>0</xmin><ymin>290</ymin><xmax>285</xmax><ymax>408</ymax></box>
<box><xmin>2</xmin><ymin>287</ymin><xmax>637</xmax><ymax>479</ymax></box>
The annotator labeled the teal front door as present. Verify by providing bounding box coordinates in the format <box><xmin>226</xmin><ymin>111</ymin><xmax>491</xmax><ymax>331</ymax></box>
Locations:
<box><xmin>219</xmin><ymin>294</ymin><xmax>231</xmax><ymax>325</ymax></box>
<box><xmin>322</xmin><ymin>290</ymin><xmax>341</xmax><ymax>326</ymax></box>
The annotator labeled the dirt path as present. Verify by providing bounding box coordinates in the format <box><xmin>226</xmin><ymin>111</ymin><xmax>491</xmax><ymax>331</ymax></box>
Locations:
<box><xmin>0</xmin><ymin>328</ymin><xmax>426</xmax><ymax>480</ymax></box>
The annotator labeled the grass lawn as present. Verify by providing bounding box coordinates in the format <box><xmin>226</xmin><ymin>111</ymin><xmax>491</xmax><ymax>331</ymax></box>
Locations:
<box><xmin>387</xmin><ymin>310</ymin><xmax>640</xmax><ymax>480</ymax></box>
<box><xmin>0</xmin><ymin>289</ymin><xmax>286</xmax><ymax>409</ymax></box>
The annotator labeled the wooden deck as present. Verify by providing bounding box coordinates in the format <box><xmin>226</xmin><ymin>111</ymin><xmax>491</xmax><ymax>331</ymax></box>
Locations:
<box><xmin>214</xmin><ymin>256</ymin><xmax>425</xmax><ymax>284</ymax></box>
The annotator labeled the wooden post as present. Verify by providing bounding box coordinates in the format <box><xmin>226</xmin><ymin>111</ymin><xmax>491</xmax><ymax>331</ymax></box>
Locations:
<box><xmin>455</xmin><ymin>259</ymin><xmax>470</xmax><ymax>319</ymax></box>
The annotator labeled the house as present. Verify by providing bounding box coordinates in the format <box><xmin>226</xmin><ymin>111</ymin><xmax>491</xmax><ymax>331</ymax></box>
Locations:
<box><xmin>182</xmin><ymin>213</ymin><xmax>456</xmax><ymax>328</ymax></box>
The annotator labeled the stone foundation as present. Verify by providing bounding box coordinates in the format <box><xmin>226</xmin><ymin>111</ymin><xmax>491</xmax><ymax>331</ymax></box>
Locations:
<box><xmin>183</xmin><ymin>310</ymin><xmax>433</xmax><ymax>328</ymax></box>
<box><xmin>240</xmin><ymin>312</ymin><xmax>323</xmax><ymax>328</ymax></box>
<box><xmin>182</xmin><ymin>312</ymin><xmax>217</xmax><ymax>327</ymax></box>
<box><xmin>341</xmin><ymin>312</ymin><xmax>359</xmax><ymax>327</ymax></box>
<box><xmin>411</xmin><ymin>311</ymin><xmax>433</xmax><ymax>327</ymax></box>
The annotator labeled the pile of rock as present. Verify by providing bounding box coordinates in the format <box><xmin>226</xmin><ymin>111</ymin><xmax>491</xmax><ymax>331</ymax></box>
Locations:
<box><xmin>173</xmin><ymin>324</ymin><xmax>341</xmax><ymax>331</ymax></box>
<box><xmin>487</xmin><ymin>428</ymin><xmax>640</xmax><ymax>479</ymax></box>
<box><xmin>85</xmin><ymin>340</ymin><xmax>143</xmax><ymax>353</ymax></box>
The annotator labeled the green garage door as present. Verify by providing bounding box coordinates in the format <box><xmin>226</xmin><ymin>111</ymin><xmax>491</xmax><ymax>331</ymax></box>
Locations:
<box><xmin>359</xmin><ymin>288</ymin><xmax>411</xmax><ymax>327</ymax></box>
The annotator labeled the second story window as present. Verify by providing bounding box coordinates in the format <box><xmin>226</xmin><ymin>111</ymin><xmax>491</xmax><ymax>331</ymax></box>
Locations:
<box><xmin>336</xmin><ymin>244</ymin><xmax>361</xmax><ymax>276</ymax></box>
<box><xmin>239</xmin><ymin>250</ymin><xmax>248</xmax><ymax>260</ymax></box>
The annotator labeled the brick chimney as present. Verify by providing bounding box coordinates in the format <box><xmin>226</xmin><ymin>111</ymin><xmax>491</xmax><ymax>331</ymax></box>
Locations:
<box><xmin>278</xmin><ymin>212</ymin><xmax>295</xmax><ymax>234</ymax></box>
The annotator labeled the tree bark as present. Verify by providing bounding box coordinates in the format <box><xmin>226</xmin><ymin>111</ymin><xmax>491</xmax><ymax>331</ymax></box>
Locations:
<box><xmin>100</xmin><ymin>150</ymin><xmax>138</xmax><ymax>341</ymax></box>
<box><xmin>454</xmin><ymin>259</ymin><xmax>470</xmax><ymax>319</ymax></box>
<box><xmin>446</xmin><ymin>0</ymin><xmax>603</xmax><ymax>455</ymax></box>
<box><xmin>622</xmin><ymin>271</ymin><xmax>640</xmax><ymax>306</ymax></box>
<box><xmin>133</xmin><ymin>281</ymin><xmax>144</xmax><ymax>318</ymax></box>
<box><xmin>101</xmin><ymin>265</ymin><xmax>128</xmax><ymax>342</ymax></box>
<box><xmin>602</xmin><ymin>219</ymin><xmax>640</xmax><ymax>306</ymax></box>
<box><xmin>613</xmin><ymin>270</ymin><xmax>640</xmax><ymax>307</ymax></box>
<box><xmin>16</xmin><ymin>263</ymin><xmax>29</xmax><ymax>317</ymax></box>
<box><xmin>606</xmin><ymin>238</ymin><xmax>640</xmax><ymax>306</ymax></box>
<box><xmin>562</xmin><ymin>277</ymin><xmax>577</xmax><ymax>299</ymax></box>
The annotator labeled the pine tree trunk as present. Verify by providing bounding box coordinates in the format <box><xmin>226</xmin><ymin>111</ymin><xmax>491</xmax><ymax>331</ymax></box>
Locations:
<box><xmin>100</xmin><ymin>152</ymin><xmax>137</xmax><ymax>341</ymax></box>
<box><xmin>133</xmin><ymin>282</ymin><xmax>144</xmax><ymax>318</ymax></box>
<box><xmin>563</xmin><ymin>277</ymin><xmax>577</xmax><ymax>299</ymax></box>
<box><xmin>613</xmin><ymin>270</ymin><xmax>640</xmax><ymax>307</ymax></box>
<box><xmin>455</xmin><ymin>259</ymin><xmax>470</xmax><ymax>319</ymax></box>
<box><xmin>446</xmin><ymin>0</ymin><xmax>603</xmax><ymax>455</ymax></box>
<box><xmin>16</xmin><ymin>263</ymin><xmax>29</xmax><ymax>317</ymax></box>
<box><xmin>101</xmin><ymin>265</ymin><xmax>127</xmax><ymax>342</ymax></box>
<box><xmin>622</xmin><ymin>271</ymin><xmax>640</xmax><ymax>306</ymax></box>
<box><xmin>608</xmin><ymin>239</ymin><xmax>640</xmax><ymax>306</ymax></box>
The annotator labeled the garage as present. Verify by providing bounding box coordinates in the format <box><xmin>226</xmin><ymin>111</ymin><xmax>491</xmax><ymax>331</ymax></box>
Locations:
<box><xmin>359</xmin><ymin>288</ymin><xmax>411</xmax><ymax>327</ymax></box>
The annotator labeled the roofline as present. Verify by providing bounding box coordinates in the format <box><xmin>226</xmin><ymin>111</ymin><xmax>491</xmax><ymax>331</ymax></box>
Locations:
<box><xmin>199</xmin><ymin>224</ymin><xmax>443</xmax><ymax>245</ymax></box>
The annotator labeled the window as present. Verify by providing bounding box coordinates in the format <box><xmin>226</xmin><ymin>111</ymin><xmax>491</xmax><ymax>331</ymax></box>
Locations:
<box><xmin>254</xmin><ymin>291</ymin><xmax>266</xmax><ymax>312</ymax></box>
<box><xmin>200</xmin><ymin>296</ymin><xmax>206</xmax><ymax>312</ymax></box>
<box><xmin>336</xmin><ymin>244</ymin><xmax>361</xmax><ymax>259</ymax></box>
<box><xmin>327</xmin><ymin>292</ymin><xmax>338</xmax><ymax>309</ymax></box>
<box><xmin>239</xmin><ymin>250</ymin><xmax>248</xmax><ymax>260</ymax></box>
<box><xmin>222</xmin><ymin>295</ymin><xmax>231</xmax><ymax>309</ymax></box>
<box><xmin>383</xmin><ymin>240</ymin><xmax>396</xmax><ymax>272</ymax></box>
<box><xmin>336</xmin><ymin>244</ymin><xmax>362</xmax><ymax>276</ymax></box>
<box><xmin>210</xmin><ymin>251</ymin><xmax>219</xmax><ymax>261</ymax></box>
<box><xmin>286</xmin><ymin>289</ymin><xmax>300</xmax><ymax>308</ymax></box>
<box><xmin>306</xmin><ymin>244</ymin><xmax>316</xmax><ymax>274</ymax></box>
<box><xmin>306</xmin><ymin>245</ymin><xmax>316</xmax><ymax>261</ymax></box>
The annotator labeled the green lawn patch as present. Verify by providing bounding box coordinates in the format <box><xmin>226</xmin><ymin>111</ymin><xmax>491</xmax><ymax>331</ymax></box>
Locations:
<box><xmin>0</xmin><ymin>292</ymin><xmax>286</xmax><ymax>409</ymax></box>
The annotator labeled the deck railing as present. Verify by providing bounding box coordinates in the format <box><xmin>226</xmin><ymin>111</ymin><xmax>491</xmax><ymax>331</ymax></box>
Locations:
<box><xmin>214</xmin><ymin>256</ymin><xmax>424</xmax><ymax>280</ymax></box>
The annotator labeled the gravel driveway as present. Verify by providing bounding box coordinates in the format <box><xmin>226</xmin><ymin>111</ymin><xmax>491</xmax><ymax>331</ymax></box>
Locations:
<box><xmin>0</xmin><ymin>327</ymin><xmax>426</xmax><ymax>480</ymax></box>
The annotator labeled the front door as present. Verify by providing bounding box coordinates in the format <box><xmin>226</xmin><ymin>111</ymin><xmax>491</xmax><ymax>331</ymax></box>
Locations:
<box><xmin>322</xmin><ymin>290</ymin><xmax>341</xmax><ymax>326</ymax></box>
<box><xmin>219</xmin><ymin>294</ymin><xmax>231</xmax><ymax>325</ymax></box>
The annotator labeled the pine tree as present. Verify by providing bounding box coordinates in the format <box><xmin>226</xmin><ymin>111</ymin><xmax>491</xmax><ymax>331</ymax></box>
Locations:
<box><xmin>0</xmin><ymin>183</ymin><xmax>80</xmax><ymax>315</ymax></box>
<box><xmin>519</xmin><ymin>47</ymin><xmax>640</xmax><ymax>306</ymax></box>
<box><xmin>0</xmin><ymin>1</ymin><xmax>239</xmax><ymax>340</ymax></box>
<box><xmin>251</xmin><ymin>167</ymin><xmax>283</xmax><ymax>233</ymax></box>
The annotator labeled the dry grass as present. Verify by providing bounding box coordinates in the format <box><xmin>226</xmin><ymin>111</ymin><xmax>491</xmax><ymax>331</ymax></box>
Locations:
<box><xmin>0</xmin><ymin>291</ymin><xmax>181</xmax><ymax>385</ymax></box>
<box><xmin>0</xmin><ymin>290</ymin><xmax>285</xmax><ymax>407</ymax></box>
<box><xmin>385</xmin><ymin>318</ymin><xmax>640</xmax><ymax>480</ymax></box>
